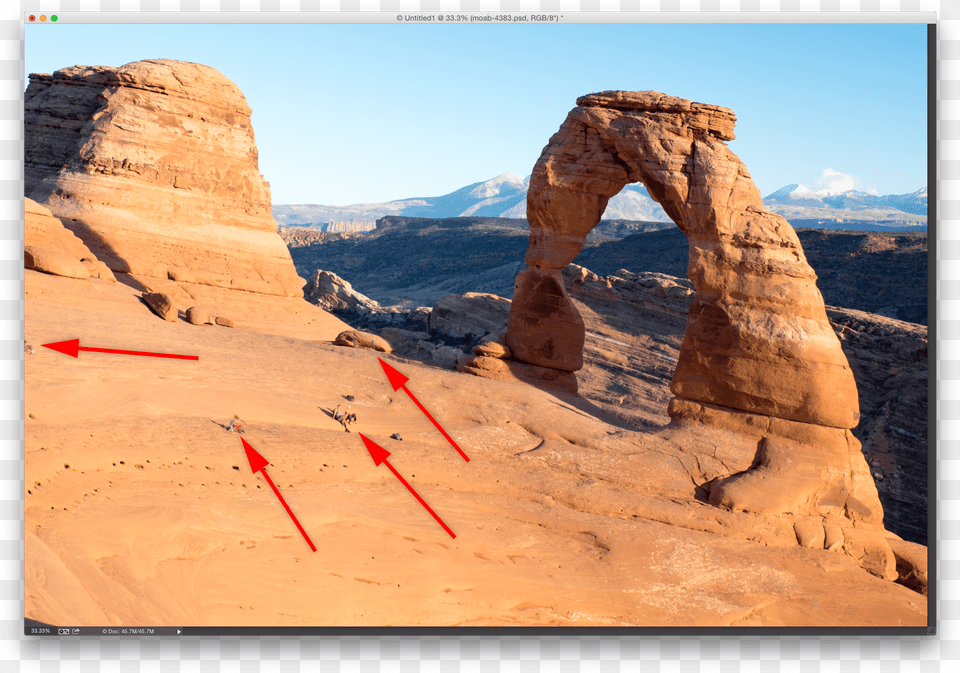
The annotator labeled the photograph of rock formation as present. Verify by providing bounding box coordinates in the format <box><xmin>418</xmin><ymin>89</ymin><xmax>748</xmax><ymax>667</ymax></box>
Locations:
<box><xmin>23</xmin><ymin>23</ymin><xmax>929</xmax><ymax>628</ymax></box>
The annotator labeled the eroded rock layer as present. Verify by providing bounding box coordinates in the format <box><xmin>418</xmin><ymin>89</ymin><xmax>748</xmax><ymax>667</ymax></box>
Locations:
<box><xmin>509</xmin><ymin>90</ymin><xmax>859</xmax><ymax>430</ymax></box>
<box><xmin>25</xmin><ymin>59</ymin><xmax>303</xmax><ymax>297</ymax></box>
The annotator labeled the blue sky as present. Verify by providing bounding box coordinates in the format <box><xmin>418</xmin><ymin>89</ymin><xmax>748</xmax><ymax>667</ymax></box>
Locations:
<box><xmin>25</xmin><ymin>22</ymin><xmax>928</xmax><ymax>206</ymax></box>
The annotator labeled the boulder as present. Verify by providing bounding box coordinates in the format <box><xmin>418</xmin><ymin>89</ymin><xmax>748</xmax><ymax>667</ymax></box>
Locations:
<box><xmin>185</xmin><ymin>306</ymin><xmax>215</xmax><ymax>326</ymax></box>
<box><xmin>473</xmin><ymin>340</ymin><xmax>511</xmax><ymax>359</ymax></box>
<box><xmin>24</xmin><ymin>246</ymin><xmax>89</xmax><ymax>280</ymax></box>
<box><xmin>215</xmin><ymin>317</ymin><xmax>235</xmax><ymax>328</ymax></box>
<box><xmin>141</xmin><ymin>292</ymin><xmax>178</xmax><ymax>322</ymax></box>
<box><xmin>334</xmin><ymin>330</ymin><xmax>394</xmax><ymax>353</ymax></box>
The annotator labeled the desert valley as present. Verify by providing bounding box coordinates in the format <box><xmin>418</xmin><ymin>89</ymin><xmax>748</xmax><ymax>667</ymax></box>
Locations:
<box><xmin>22</xmin><ymin>59</ymin><xmax>929</xmax><ymax>628</ymax></box>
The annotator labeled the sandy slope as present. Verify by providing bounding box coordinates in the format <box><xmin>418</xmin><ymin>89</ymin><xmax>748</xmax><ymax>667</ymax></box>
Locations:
<box><xmin>24</xmin><ymin>271</ymin><xmax>926</xmax><ymax>628</ymax></box>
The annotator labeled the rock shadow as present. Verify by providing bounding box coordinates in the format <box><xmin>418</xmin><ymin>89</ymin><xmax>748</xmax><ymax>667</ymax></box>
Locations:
<box><xmin>535</xmin><ymin>384</ymin><xmax>653</xmax><ymax>434</ymax></box>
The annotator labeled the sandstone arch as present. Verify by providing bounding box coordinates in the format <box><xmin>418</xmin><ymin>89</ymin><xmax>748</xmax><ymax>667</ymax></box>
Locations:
<box><xmin>507</xmin><ymin>91</ymin><xmax>860</xmax><ymax>430</ymax></box>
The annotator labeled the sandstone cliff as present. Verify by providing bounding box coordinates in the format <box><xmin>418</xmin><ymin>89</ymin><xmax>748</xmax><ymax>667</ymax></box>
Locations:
<box><xmin>25</xmin><ymin>59</ymin><xmax>304</xmax><ymax>298</ymax></box>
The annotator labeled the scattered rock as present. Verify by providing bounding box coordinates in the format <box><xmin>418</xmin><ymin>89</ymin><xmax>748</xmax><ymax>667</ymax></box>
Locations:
<box><xmin>334</xmin><ymin>330</ymin><xmax>394</xmax><ymax>353</ymax></box>
<box><xmin>215</xmin><ymin>317</ymin><xmax>235</xmax><ymax>328</ymax></box>
<box><xmin>390</xmin><ymin>433</ymin><xmax>402</xmax><ymax>441</ymax></box>
<box><xmin>185</xmin><ymin>306</ymin><xmax>216</xmax><ymax>326</ymax></box>
<box><xmin>141</xmin><ymin>292</ymin><xmax>178</xmax><ymax>322</ymax></box>
<box><xmin>24</xmin><ymin>246</ymin><xmax>89</xmax><ymax>280</ymax></box>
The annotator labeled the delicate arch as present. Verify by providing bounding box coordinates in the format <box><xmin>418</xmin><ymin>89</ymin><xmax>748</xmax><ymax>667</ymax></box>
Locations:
<box><xmin>506</xmin><ymin>91</ymin><xmax>859</xmax><ymax>429</ymax></box>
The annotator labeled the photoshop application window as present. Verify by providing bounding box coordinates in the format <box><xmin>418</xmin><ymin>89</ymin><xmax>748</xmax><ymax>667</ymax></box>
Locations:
<box><xmin>7</xmin><ymin>2</ymin><xmax>948</xmax><ymax>660</ymax></box>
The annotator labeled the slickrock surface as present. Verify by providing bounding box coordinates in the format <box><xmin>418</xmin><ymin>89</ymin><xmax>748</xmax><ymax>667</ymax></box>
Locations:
<box><xmin>25</xmin><ymin>268</ymin><xmax>927</xmax><ymax>627</ymax></box>
<box><xmin>25</xmin><ymin>59</ymin><xmax>304</xmax><ymax>298</ymax></box>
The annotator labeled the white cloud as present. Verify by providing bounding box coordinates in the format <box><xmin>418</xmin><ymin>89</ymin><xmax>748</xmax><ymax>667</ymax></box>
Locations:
<box><xmin>814</xmin><ymin>168</ymin><xmax>857</xmax><ymax>196</ymax></box>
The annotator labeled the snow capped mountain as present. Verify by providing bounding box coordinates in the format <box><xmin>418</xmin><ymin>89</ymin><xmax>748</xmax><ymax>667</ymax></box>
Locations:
<box><xmin>273</xmin><ymin>176</ymin><xmax>927</xmax><ymax>231</ymax></box>
<box><xmin>273</xmin><ymin>173</ymin><xmax>533</xmax><ymax>226</ymax></box>
<box><xmin>763</xmin><ymin>184</ymin><xmax>927</xmax><ymax>216</ymax></box>
<box><xmin>763</xmin><ymin>184</ymin><xmax>825</xmax><ymax>208</ymax></box>
<box><xmin>274</xmin><ymin>173</ymin><xmax>670</xmax><ymax>225</ymax></box>
<box><xmin>467</xmin><ymin>172</ymin><xmax>527</xmax><ymax>199</ymax></box>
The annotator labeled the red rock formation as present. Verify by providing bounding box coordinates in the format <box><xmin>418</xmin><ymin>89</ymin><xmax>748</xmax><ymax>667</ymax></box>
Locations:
<box><xmin>510</xmin><ymin>91</ymin><xmax>858</xmax><ymax>430</ymax></box>
<box><xmin>504</xmin><ymin>91</ymin><xmax>895</xmax><ymax>577</ymax></box>
<box><xmin>24</xmin><ymin>59</ymin><xmax>303</xmax><ymax>297</ymax></box>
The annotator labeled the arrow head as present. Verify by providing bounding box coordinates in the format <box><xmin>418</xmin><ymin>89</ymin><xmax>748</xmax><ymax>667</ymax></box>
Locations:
<box><xmin>359</xmin><ymin>433</ymin><xmax>390</xmax><ymax>466</ymax></box>
<box><xmin>42</xmin><ymin>339</ymin><xmax>80</xmax><ymax>358</ymax></box>
<box><xmin>377</xmin><ymin>357</ymin><xmax>409</xmax><ymax>391</ymax></box>
<box><xmin>241</xmin><ymin>438</ymin><xmax>269</xmax><ymax>473</ymax></box>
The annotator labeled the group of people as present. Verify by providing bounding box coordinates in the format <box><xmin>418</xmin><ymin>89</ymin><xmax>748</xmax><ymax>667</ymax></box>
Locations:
<box><xmin>224</xmin><ymin>402</ymin><xmax>356</xmax><ymax>436</ymax></box>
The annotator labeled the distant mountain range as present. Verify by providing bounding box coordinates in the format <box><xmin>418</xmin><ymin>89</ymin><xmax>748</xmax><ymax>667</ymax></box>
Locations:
<box><xmin>273</xmin><ymin>173</ymin><xmax>671</xmax><ymax>229</ymax></box>
<box><xmin>273</xmin><ymin>174</ymin><xmax>927</xmax><ymax>232</ymax></box>
<box><xmin>763</xmin><ymin>184</ymin><xmax>927</xmax><ymax>214</ymax></box>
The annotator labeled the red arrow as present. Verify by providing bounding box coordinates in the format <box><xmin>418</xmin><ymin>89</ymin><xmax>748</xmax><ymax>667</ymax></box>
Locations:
<box><xmin>377</xmin><ymin>358</ymin><xmax>469</xmax><ymax>462</ymax></box>
<box><xmin>241</xmin><ymin>438</ymin><xmax>317</xmax><ymax>552</ymax></box>
<box><xmin>42</xmin><ymin>339</ymin><xmax>199</xmax><ymax>361</ymax></box>
<box><xmin>359</xmin><ymin>434</ymin><xmax>456</xmax><ymax>539</ymax></box>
